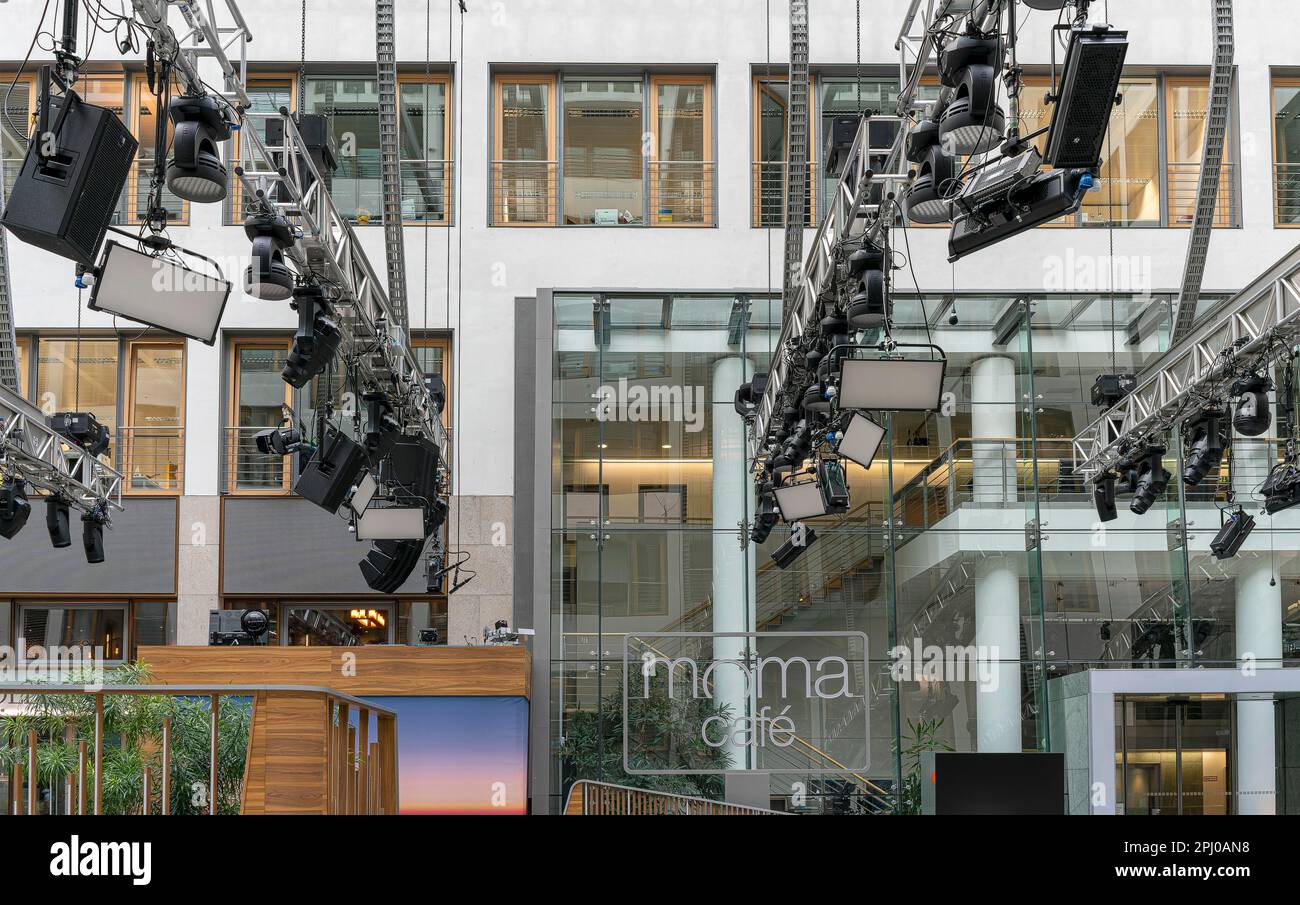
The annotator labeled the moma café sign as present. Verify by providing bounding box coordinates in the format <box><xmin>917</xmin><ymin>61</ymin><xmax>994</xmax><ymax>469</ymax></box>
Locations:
<box><xmin>622</xmin><ymin>631</ymin><xmax>870</xmax><ymax>775</ymax></box>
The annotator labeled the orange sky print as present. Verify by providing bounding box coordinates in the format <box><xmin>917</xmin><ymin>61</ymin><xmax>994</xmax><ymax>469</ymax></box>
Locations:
<box><xmin>364</xmin><ymin>695</ymin><xmax>529</xmax><ymax>815</ymax></box>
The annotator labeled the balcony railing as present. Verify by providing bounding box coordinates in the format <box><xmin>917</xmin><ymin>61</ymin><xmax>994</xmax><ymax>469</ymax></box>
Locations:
<box><xmin>223</xmin><ymin>426</ymin><xmax>291</xmax><ymax>494</ymax></box>
<box><xmin>1166</xmin><ymin>161</ymin><xmax>1238</xmax><ymax>227</ymax></box>
<box><xmin>399</xmin><ymin>159</ymin><xmax>454</xmax><ymax>223</ymax></box>
<box><xmin>118</xmin><ymin>425</ymin><xmax>183</xmax><ymax>494</ymax></box>
<box><xmin>648</xmin><ymin>160</ymin><xmax>716</xmax><ymax>226</ymax></box>
<box><xmin>1275</xmin><ymin>162</ymin><xmax>1300</xmax><ymax>225</ymax></box>
<box><xmin>751</xmin><ymin>160</ymin><xmax>817</xmax><ymax>228</ymax></box>
<box><xmin>490</xmin><ymin>159</ymin><xmax>558</xmax><ymax>225</ymax></box>
<box><xmin>564</xmin><ymin>779</ymin><xmax>788</xmax><ymax>815</ymax></box>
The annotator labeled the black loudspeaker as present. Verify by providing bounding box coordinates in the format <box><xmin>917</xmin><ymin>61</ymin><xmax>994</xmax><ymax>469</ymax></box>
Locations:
<box><xmin>383</xmin><ymin>436</ymin><xmax>441</xmax><ymax>498</ymax></box>
<box><xmin>46</xmin><ymin>498</ymin><xmax>71</xmax><ymax>548</ymax></box>
<box><xmin>295</xmin><ymin>427</ymin><xmax>367</xmax><ymax>513</ymax></box>
<box><xmin>81</xmin><ymin>513</ymin><xmax>105</xmax><ymax>564</ymax></box>
<box><xmin>1</xmin><ymin>94</ymin><xmax>138</xmax><ymax>265</ymax></box>
<box><xmin>359</xmin><ymin>539</ymin><xmax>423</xmax><ymax>593</ymax></box>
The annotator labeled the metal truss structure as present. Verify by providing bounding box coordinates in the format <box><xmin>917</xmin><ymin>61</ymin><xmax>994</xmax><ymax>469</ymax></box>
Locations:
<box><xmin>1071</xmin><ymin>244</ymin><xmax>1300</xmax><ymax>480</ymax></box>
<box><xmin>1</xmin><ymin>385</ymin><xmax>124</xmax><ymax>516</ymax></box>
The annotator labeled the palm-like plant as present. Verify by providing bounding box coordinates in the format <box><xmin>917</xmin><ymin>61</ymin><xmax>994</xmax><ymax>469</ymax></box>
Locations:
<box><xmin>0</xmin><ymin>663</ymin><xmax>251</xmax><ymax>815</ymax></box>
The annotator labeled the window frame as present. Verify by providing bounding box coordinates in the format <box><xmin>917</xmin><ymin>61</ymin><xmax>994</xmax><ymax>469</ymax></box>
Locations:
<box><xmin>750</xmin><ymin>71</ymin><xmax>818</xmax><ymax>228</ymax></box>
<box><xmin>14</xmin><ymin>334</ymin><xmax>30</xmax><ymax>399</ymax></box>
<box><xmin>125</xmin><ymin>72</ymin><xmax>189</xmax><ymax>227</ymax></box>
<box><xmin>397</xmin><ymin>71</ymin><xmax>455</xmax><ymax>227</ymax></box>
<box><xmin>122</xmin><ymin>337</ymin><xmax>187</xmax><ymax>496</ymax></box>
<box><xmin>1271</xmin><ymin>74</ymin><xmax>1300</xmax><ymax>228</ymax></box>
<box><xmin>226</xmin><ymin>72</ymin><xmax>299</xmax><ymax>225</ymax></box>
<box><xmin>413</xmin><ymin>333</ymin><xmax>453</xmax><ymax>428</ymax></box>
<box><xmin>226</xmin><ymin>336</ymin><xmax>295</xmax><ymax>496</ymax></box>
<box><xmin>1163</xmin><ymin>74</ymin><xmax>1238</xmax><ymax>229</ymax></box>
<box><xmin>491</xmin><ymin>73</ymin><xmax>559</xmax><ymax>227</ymax></box>
<box><xmin>646</xmin><ymin>73</ymin><xmax>715</xmax><ymax>228</ymax></box>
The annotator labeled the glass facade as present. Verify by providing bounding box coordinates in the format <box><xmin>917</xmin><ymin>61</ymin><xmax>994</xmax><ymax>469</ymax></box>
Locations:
<box><xmin>547</xmin><ymin>290</ymin><xmax>1300</xmax><ymax>815</ymax></box>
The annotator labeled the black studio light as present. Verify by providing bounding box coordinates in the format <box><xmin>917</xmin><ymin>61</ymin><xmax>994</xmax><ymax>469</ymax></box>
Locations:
<box><xmin>166</xmin><ymin>94</ymin><xmax>233</xmax><ymax>203</ymax></box>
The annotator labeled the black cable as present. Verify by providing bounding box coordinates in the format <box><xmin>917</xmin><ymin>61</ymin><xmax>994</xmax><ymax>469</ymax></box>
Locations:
<box><xmin>2</xmin><ymin>0</ymin><xmax>53</xmax><ymax>148</ymax></box>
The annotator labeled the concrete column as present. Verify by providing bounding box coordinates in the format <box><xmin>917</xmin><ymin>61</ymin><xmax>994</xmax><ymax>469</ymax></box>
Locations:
<box><xmin>711</xmin><ymin>355</ymin><xmax>755</xmax><ymax>771</ymax></box>
<box><xmin>971</xmin><ymin>355</ymin><xmax>1021</xmax><ymax>752</ymax></box>
<box><xmin>1232</xmin><ymin>425</ymin><xmax>1281</xmax><ymax>814</ymax></box>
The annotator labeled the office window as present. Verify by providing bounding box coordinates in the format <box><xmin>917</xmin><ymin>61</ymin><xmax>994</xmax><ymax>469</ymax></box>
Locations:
<box><xmin>19</xmin><ymin>604</ymin><xmax>127</xmax><ymax>662</ymax></box>
<box><xmin>1165</xmin><ymin>77</ymin><xmax>1235</xmax><ymax>227</ymax></box>
<box><xmin>228</xmin><ymin>339</ymin><xmax>292</xmax><ymax>493</ymax></box>
<box><xmin>123</xmin><ymin>340</ymin><xmax>185</xmax><ymax>494</ymax></box>
<box><xmin>399</xmin><ymin>76</ymin><xmax>452</xmax><ymax>223</ymax></box>
<box><xmin>286</xmin><ymin>604</ymin><xmax>394</xmax><ymax>646</ymax></box>
<box><xmin>36</xmin><ymin>337</ymin><xmax>119</xmax><ymax>436</ymax></box>
<box><xmin>1</xmin><ymin>73</ymin><xmax>33</xmax><ymax>202</ymax></box>
<box><xmin>127</xmin><ymin>74</ymin><xmax>187</xmax><ymax>226</ymax></box>
<box><xmin>492</xmin><ymin>71</ymin><xmax>714</xmax><ymax>227</ymax></box>
<box><xmin>413</xmin><ymin>334</ymin><xmax>452</xmax><ymax>426</ymax></box>
<box><xmin>493</xmin><ymin>76</ymin><xmax>557</xmax><ymax>225</ymax></box>
<box><xmin>1273</xmin><ymin>76</ymin><xmax>1300</xmax><ymax>226</ymax></box>
<box><xmin>227</xmin><ymin>77</ymin><xmax>296</xmax><ymax>223</ymax></box>
<box><xmin>306</xmin><ymin>77</ymin><xmax>382</xmax><ymax>222</ymax></box>
<box><xmin>752</xmin><ymin>76</ymin><xmax>813</xmax><ymax>227</ymax></box>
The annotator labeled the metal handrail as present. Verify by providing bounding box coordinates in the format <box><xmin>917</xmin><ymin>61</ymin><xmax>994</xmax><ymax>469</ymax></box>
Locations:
<box><xmin>117</xmin><ymin>425</ymin><xmax>183</xmax><ymax>493</ymax></box>
<box><xmin>564</xmin><ymin>778</ymin><xmax>789</xmax><ymax>815</ymax></box>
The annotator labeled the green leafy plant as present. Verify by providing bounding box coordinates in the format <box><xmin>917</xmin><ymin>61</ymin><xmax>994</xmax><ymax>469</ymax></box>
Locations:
<box><xmin>894</xmin><ymin>716</ymin><xmax>953</xmax><ymax>815</ymax></box>
<box><xmin>0</xmin><ymin>663</ymin><xmax>251</xmax><ymax>815</ymax></box>
<box><xmin>560</xmin><ymin>669</ymin><xmax>733</xmax><ymax>801</ymax></box>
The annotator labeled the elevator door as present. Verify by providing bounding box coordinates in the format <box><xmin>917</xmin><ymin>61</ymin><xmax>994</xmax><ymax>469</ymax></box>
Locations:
<box><xmin>1117</xmin><ymin>696</ymin><xmax>1233</xmax><ymax>815</ymax></box>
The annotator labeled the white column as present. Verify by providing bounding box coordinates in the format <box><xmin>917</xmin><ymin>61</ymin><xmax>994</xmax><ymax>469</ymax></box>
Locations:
<box><xmin>712</xmin><ymin>356</ymin><xmax>755</xmax><ymax>770</ymax></box>
<box><xmin>971</xmin><ymin>355</ymin><xmax>1022</xmax><ymax>752</ymax></box>
<box><xmin>1232</xmin><ymin>425</ymin><xmax>1281</xmax><ymax>814</ymax></box>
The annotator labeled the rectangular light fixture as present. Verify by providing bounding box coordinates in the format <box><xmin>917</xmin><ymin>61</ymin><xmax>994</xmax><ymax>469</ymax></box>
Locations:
<box><xmin>349</xmin><ymin>473</ymin><xmax>378</xmax><ymax>515</ymax></box>
<box><xmin>88</xmin><ymin>240</ymin><xmax>232</xmax><ymax>345</ymax></box>
<box><xmin>773</xmin><ymin>480</ymin><xmax>828</xmax><ymax>522</ymax></box>
<box><xmin>838</xmin><ymin>357</ymin><xmax>946</xmax><ymax>412</ymax></box>
<box><xmin>837</xmin><ymin>413</ymin><xmax>886</xmax><ymax>468</ymax></box>
<box><xmin>356</xmin><ymin>506</ymin><xmax>426</xmax><ymax>541</ymax></box>
<box><xmin>1043</xmin><ymin>26</ymin><xmax>1129</xmax><ymax>169</ymax></box>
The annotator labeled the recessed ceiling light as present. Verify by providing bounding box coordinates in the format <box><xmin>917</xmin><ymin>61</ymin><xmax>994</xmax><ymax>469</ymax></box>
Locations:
<box><xmin>661</xmin><ymin>444</ymin><xmax>672</xmax><ymax>449</ymax></box>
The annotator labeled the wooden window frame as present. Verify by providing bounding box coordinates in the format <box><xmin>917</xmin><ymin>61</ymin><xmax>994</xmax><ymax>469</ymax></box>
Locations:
<box><xmin>647</xmin><ymin>74</ymin><xmax>715</xmax><ymax>227</ymax></box>
<box><xmin>125</xmin><ymin>72</ymin><xmax>189</xmax><ymax>227</ymax></box>
<box><xmin>122</xmin><ymin>338</ymin><xmax>186</xmax><ymax>497</ymax></box>
<box><xmin>492</xmin><ymin>73</ymin><xmax>559</xmax><ymax>227</ymax></box>
<box><xmin>398</xmin><ymin>72</ymin><xmax>454</xmax><ymax>226</ymax></box>
<box><xmin>413</xmin><ymin>333</ymin><xmax>453</xmax><ymax>428</ymax></box>
<box><xmin>751</xmin><ymin>72</ymin><xmax>818</xmax><ymax>228</ymax></box>
<box><xmin>1164</xmin><ymin>74</ymin><xmax>1237</xmax><ymax>229</ymax></box>
<box><xmin>1271</xmin><ymin>74</ymin><xmax>1300</xmax><ymax>228</ymax></box>
<box><xmin>227</xmin><ymin>337</ymin><xmax>294</xmax><ymax>495</ymax></box>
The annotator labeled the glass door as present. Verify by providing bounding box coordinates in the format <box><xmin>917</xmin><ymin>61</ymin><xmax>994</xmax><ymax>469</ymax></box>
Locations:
<box><xmin>1117</xmin><ymin>695</ymin><xmax>1233</xmax><ymax>815</ymax></box>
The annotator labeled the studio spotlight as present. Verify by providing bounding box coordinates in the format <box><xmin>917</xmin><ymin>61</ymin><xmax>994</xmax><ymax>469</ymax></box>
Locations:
<box><xmin>281</xmin><ymin>285</ymin><xmax>342</xmax><ymax>388</ymax></box>
<box><xmin>1093</xmin><ymin>472</ymin><xmax>1118</xmax><ymax>522</ymax></box>
<box><xmin>1091</xmin><ymin>373</ymin><xmax>1136</xmax><ymax>411</ymax></box>
<box><xmin>948</xmin><ymin>167</ymin><xmax>1091</xmax><ymax>262</ymax></box>
<box><xmin>254</xmin><ymin>425</ymin><xmax>304</xmax><ymax>456</ymax></box>
<box><xmin>1261</xmin><ymin>452</ymin><xmax>1300</xmax><ymax>515</ymax></box>
<box><xmin>50</xmin><ymin>412</ymin><xmax>111</xmax><ymax>457</ymax></box>
<box><xmin>835</xmin><ymin>413</ymin><xmax>886</xmax><ymax>469</ymax></box>
<box><xmin>846</xmin><ymin>244</ymin><xmax>889</xmax><ymax>329</ymax></box>
<box><xmin>734</xmin><ymin>373</ymin><xmax>769</xmax><ymax>417</ymax></box>
<box><xmin>0</xmin><ymin>476</ymin><xmax>32</xmax><ymax>540</ymax></box>
<box><xmin>1182</xmin><ymin>410</ymin><xmax>1226</xmax><ymax>487</ymax></box>
<box><xmin>751</xmin><ymin>488</ymin><xmax>779</xmax><ymax>544</ymax></box>
<box><xmin>902</xmin><ymin>119</ymin><xmax>956</xmax><ymax>224</ymax></box>
<box><xmin>243</xmin><ymin>212</ymin><xmax>297</xmax><ymax>301</ymax></box>
<box><xmin>45</xmin><ymin>497</ymin><xmax>71</xmax><ymax>548</ymax></box>
<box><xmin>1231</xmin><ymin>374</ymin><xmax>1272</xmax><ymax>437</ymax></box>
<box><xmin>937</xmin><ymin>30</ymin><xmax>1006</xmax><ymax>155</ymax></box>
<box><xmin>817</xmin><ymin>459</ymin><xmax>850</xmax><ymax>514</ymax></box>
<box><xmin>1210</xmin><ymin>507</ymin><xmax>1255</xmax><ymax>560</ymax></box>
<box><xmin>81</xmin><ymin>508</ymin><xmax>106</xmax><ymax>564</ymax></box>
<box><xmin>1129</xmin><ymin>448</ymin><xmax>1170</xmax><ymax>516</ymax></box>
<box><xmin>772</xmin><ymin>524</ymin><xmax>818</xmax><ymax>570</ymax></box>
<box><xmin>166</xmin><ymin>95</ymin><xmax>233</xmax><ymax>203</ymax></box>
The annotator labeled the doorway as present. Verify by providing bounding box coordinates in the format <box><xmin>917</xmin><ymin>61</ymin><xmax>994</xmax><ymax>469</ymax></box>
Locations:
<box><xmin>1116</xmin><ymin>695</ymin><xmax>1232</xmax><ymax>815</ymax></box>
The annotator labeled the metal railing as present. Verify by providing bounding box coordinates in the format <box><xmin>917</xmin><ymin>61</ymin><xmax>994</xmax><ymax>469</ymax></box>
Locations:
<box><xmin>399</xmin><ymin>159</ymin><xmax>454</xmax><ymax>223</ymax></box>
<box><xmin>1275</xmin><ymin>162</ymin><xmax>1300</xmax><ymax>225</ymax></box>
<box><xmin>121</xmin><ymin>156</ymin><xmax>187</xmax><ymax>226</ymax></box>
<box><xmin>648</xmin><ymin>161</ymin><xmax>715</xmax><ymax>226</ymax></box>
<box><xmin>564</xmin><ymin>779</ymin><xmax>788</xmax><ymax>815</ymax></box>
<box><xmin>223</xmin><ymin>426</ymin><xmax>290</xmax><ymax>494</ymax></box>
<box><xmin>117</xmin><ymin>425</ymin><xmax>183</xmax><ymax>494</ymax></box>
<box><xmin>490</xmin><ymin>159</ymin><xmax>558</xmax><ymax>225</ymax></box>
<box><xmin>751</xmin><ymin>160</ymin><xmax>817</xmax><ymax>228</ymax></box>
<box><xmin>1167</xmin><ymin>161</ymin><xmax>1238</xmax><ymax>227</ymax></box>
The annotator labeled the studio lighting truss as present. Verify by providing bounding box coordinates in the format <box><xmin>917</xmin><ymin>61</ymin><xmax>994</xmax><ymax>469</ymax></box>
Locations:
<box><xmin>244</xmin><ymin>212</ymin><xmax>298</xmax><ymax>301</ymax></box>
<box><xmin>846</xmin><ymin>244</ymin><xmax>889</xmax><ymax>330</ymax></box>
<box><xmin>1043</xmin><ymin>24</ymin><xmax>1129</xmax><ymax>169</ymax></box>
<box><xmin>166</xmin><ymin>94</ymin><xmax>234</xmax><ymax>203</ymax></box>
<box><xmin>88</xmin><ymin>237</ymin><xmax>233</xmax><ymax>346</ymax></box>
<box><xmin>1126</xmin><ymin>446</ymin><xmax>1171</xmax><ymax>516</ymax></box>
<box><xmin>1181</xmin><ymin>409</ymin><xmax>1227</xmax><ymax>487</ymax></box>
<box><xmin>1211</xmin><ymin>506</ymin><xmax>1255</xmax><ymax>561</ymax></box>
<box><xmin>837</xmin><ymin>345</ymin><xmax>948</xmax><ymax>413</ymax></box>
<box><xmin>901</xmin><ymin>118</ymin><xmax>957</xmax><ymax>224</ymax></box>
<box><xmin>1231</xmin><ymin>373</ymin><xmax>1272</xmax><ymax>437</ymax></box>
<box><xmin>936</xmin><ymin>29</ymin><xmax>1006</xmax><ymax>156</ymax></box>
<box><xmin>282</xmin><ymin>285</ymin><xmax>343</xmax><ymax>389</ymax></box>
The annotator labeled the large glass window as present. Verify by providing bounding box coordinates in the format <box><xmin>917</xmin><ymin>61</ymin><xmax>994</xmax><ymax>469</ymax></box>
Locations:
<box><xmin>399</xmin><ymin>77</ymin><xmax>451</xmax><ymax>223</ymax></box>
<box><xmin>123</xmin><ymin>340</ymin><xmax>185</xmax><ymax>493</ymax></box>
<box><xmin>492</xmin><ymin>71</ymin><xmax>714</xmax><ymax>227</ymax></box>
<box><xmin>1273</xmin><ymin>76</ymin><xmax>1300</xmax><ymax>225</ymax></box>
<box><xmin>286</xmin><ymin>604</ymin><xmax>393</xmax><ymax>646</ymax></box>
<box><xmin>1165</xmin><ymin>77</ymin><xmax>1235</xmax><ymax>227</ymax></box>
<box><xmin>752</xmin><ymin>76</ymin><xmax>813</xmax><ymax>227</ymax></box>
<box><xmin>228</xmin><ymin>339</ymin><xmax>292</xmax><ymax>493</ymax></box>
<box><xmin>306</xmin><ymin>77</ymin><xmax>382</xmax><ymax>222</ymax></box>
<box><xmin>19</xmin><ymin>605</ymin><xmax>127</xmax><ymax>662</ymax></box>
<box><xmin>227</xmin><ymin>77</ymin><xmax>295</xmax><ymax>223</ymax></box>
<box><xmin>36</xmin><ymin>337</ymin><xmax>119</xmax><ymax>434</ymax></box>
